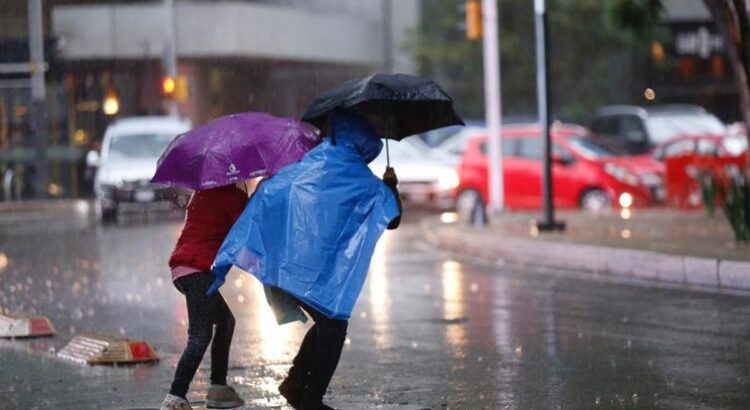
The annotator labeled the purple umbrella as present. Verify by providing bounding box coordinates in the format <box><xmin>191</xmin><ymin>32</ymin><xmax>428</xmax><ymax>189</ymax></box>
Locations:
<box><xmin>151</xmin><ymin>112</ymin><xmax>320</xmax><ymax>190</ymax></box>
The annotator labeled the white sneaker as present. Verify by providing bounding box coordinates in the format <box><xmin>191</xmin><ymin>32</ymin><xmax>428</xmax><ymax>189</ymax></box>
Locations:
<box><xmin>206</xmin><ymin>384</ymin><xmax>245</xmax><ymax>409</ymax></box>
<box><xmin>160</xmin><ymin>393</ymin><xmax>193</xmax><ymax>410</ymax></box>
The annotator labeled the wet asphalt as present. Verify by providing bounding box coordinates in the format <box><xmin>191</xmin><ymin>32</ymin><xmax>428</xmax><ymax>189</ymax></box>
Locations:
<box><xmin>1</xmin><ymin>205</ymin><xmax>750</xmax><ymax>410</ymax></box>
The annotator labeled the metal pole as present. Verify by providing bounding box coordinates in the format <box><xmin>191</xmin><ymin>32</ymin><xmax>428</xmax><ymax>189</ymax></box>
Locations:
<box><xmin>534</xmin><ymin>0</ymin><xmax>564</xmax><ymax>231</ymax></box>
<box><xmin>28</xmin><ymin>0</ymin><xmax>48</xmax><ymax>198</ymax></box>
<box><xmin>164</xmin><ymin>0</ymin><xmax>178</xmax><ymax>117</ymax></box>
<box><xmin>482</xmin><ymin>0</ymin><xmax>504</xmax><ymax>214</ymax></box>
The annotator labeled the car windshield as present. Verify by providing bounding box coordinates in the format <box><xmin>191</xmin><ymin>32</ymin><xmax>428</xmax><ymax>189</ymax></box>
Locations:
<box><xmin>107</xmin><ymin>133</ymin><xmax>176</xmax><ymax>159</ymax></box>
<box><xmin>645</xmin><ymin>114</ymin><xmax>725</xmax><ymax>144</ymax></box>
<box><xmin>567</xmin><ymin>137</ymin><xmax>616</xmax><ymax>158</ymax></box>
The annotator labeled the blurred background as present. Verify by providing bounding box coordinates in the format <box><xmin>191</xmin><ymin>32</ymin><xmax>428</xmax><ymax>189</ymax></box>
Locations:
<box><xmin>0</xmin><ymin>0</ymin><xmax>748</xmax><ymax>224</ymax></box>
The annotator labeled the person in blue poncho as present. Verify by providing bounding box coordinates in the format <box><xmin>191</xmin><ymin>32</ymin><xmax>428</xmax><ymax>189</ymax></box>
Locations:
<box><xmin>210</xmin><ymin>111</ymin><xmax>402</xmax><ymax>410</ymax></box>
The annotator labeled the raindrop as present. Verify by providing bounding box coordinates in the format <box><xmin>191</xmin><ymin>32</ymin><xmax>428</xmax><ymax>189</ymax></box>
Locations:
<box><xmin>625</xmin><ymin>340</ymin><xmax>632</xmax><ymax>349</ymax></box>
<box><xmin>345</xmin><ymin>337</ymin><xmax>351</xmax><ymax>346</ymax></box>
<box><xmin>621</xmin><ymin>316</ymin><xmax>629</xmax><ymax>323</ymax></box>
<box><xmin>234</xmin><ymin>278</ymin><xmax>244</xmax><ymax>288</ymax></box>
<box><xmin>26</xmin><ymin>277</ymin><xmax>33</xmax><ymax>285</ymax></box>
<box><xmin>477</xmin><ymin>356</ymin><xmax>483</xmax><ymax>363</ymax></box>
<box><xmin>156</xmin><ymin>278</ymin><xmax>164</xmax><ymax>287</ymax></box>
<box><xmin>119</xmin><ymin>327</ymin><xmax>126</xmax><ymax>335</ymax></box>
<box><xmin>515</xmin><ymin>346</ymin><xmax>523</xmax><ymax>355</ymax></box>
<box><xmin>632</xmin><ymin>393</ymin><xmax>639</xmax><ymax>404</ymax></box>
<box><xmin>86</xmin><ymin>308</ymin><xmax>95</xmax><ymax>317</ymax></box>
<box><xmin>423</xmin><ymin>284</ymin><xmax>431</xmax><ymax>293</ymax></box>
<box><xmin>9</xmin><ymin>285</ymin><xmax>15</xmax><ymax>293</ymax></box>
<box><xmin>359</xmin><ymin>312</ymin><xmax>367</xmax><ymax>319</ymax></box>
<box><xmin>45</xmin><ymin>280</ymin><xmax>52</xmax><ymax>288</ymax></box>
<box><xmin>469</xmin><ymin>283</ymin><xmax>479</xmax><ymax>293</ymax></box>
<box><xmin>595</xmin><ymin>397</ymin><xmax>601</xmax><ymax>406</ymax></box>
<box><xmin>126</xmin><ymin>293</ymin><xmax>133</xmax><ymax>302</ymax></box>
<box><xmin>410</xmin><ymin>341</ymin><xmax>419</xmax><ymax>349</ymax></box>
<box><xmin>237</xmin><ymin>295</ymin><xmax>245</xmax><ymax>303</ymax></box>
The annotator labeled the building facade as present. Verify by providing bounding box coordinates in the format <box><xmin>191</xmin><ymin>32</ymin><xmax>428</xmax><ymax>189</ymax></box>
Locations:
<box><xmin>0</xmin><ymin>0</ymin><xmax>419</xmax><ymax>199</ymax></box>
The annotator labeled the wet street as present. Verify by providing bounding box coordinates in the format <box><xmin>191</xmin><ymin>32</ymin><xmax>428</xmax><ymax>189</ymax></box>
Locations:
<box><xmin>2</xmin><ymin>205</ymin><xmax>750</xmax><ymax>410</ymax></box>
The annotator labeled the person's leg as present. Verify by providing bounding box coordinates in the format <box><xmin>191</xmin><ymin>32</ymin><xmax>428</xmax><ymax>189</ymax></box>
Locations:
<box><xmin>169</xmin><ymin>274</ymin><xmax>218</xmax><ymax>399</ymax></box>
<box><xmin>210</xmin><ymin>294</ymin><xmax>235</xmax><ymax>386</ymax></box>
<box><xmin>279</xmin><ymin>319</ymin><xmax>318</xmax><ymax>408</ymax></box>
<box><xmin>299</xmin><ymin>305</ymin><xmax>348</xmax><ymax>409</ymax></box>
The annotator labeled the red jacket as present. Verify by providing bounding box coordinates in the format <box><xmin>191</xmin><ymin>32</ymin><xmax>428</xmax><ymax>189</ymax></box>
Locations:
<box><xmin>169</xmin><ymin>185</ymin><xmax>247</xmax><ymax>273</ymax></box>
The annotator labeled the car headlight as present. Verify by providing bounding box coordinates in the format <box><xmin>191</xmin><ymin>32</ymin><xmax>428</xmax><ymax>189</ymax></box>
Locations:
<box><xmin>604</xmin><ymin>163</ymin><xmax>640</xmax><ymax>186</ymax></box>
<box><xmin>437</xmin><ymin>169</ymin><xmax>460</xmax><ymax>190</ymax></box>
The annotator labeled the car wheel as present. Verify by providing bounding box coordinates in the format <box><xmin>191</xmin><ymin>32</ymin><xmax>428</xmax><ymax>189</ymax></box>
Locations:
<box><xmin>456</xmin><ymin>189</ymin><xmax>485</xmax><ymax>222</ymax></box>
<box><xmin>96</xmin><ymin>200</ymin><xmax>118</xmax><ymax>223</ymax></box>
<box><xmin>580</xmin><ymin>189</ymin><xmax>611</xmax><ymax>211</ymax></box>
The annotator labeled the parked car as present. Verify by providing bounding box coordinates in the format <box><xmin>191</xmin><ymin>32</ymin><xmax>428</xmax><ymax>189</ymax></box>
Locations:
<box><xmin>589</xmin><ymin>105</ymin><xmax>726</xmax><ymax>155</ymax></box>
<box><xmin>419</xmin><ymin>119</ymin><xmax>484</xmax><ymax>147</ymax></box>
<box><xmin>87</xmin><ymin>116</ymin><xmax>192</xmax><ymax>222</ymax></box>
<box><xmin>455</xmin><ymin>124</ymin><xmax>665</xmax><ymax>214</ymax></box>
<box><xmin>653</xmin><ymin>134</ymin><xmax>744</xmax><ymax>161</ymax></box>
<box><xmin>368</xmin><ymin>138</ymin><xmax>459</xmax><ymax>210</ymax></box>
<box><xmin>434</xmin><ymin>125</ymin><xmax>487</xmax><ymax>166</ymax></box>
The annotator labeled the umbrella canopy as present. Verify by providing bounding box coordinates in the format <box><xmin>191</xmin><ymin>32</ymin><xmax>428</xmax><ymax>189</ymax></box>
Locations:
<box><xmin>151</xmin><ymin>112</ymin><xmax>319</xmax><ymax>190</ymax></box>
<box><xmin>301</xmin><ymin>73</ymin><xmax>464</xmax><ymax>141</ymax></box>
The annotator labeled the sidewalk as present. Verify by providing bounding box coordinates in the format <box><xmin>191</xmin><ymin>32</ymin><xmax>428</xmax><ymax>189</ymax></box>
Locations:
<box><xmin>423</xmin><ymin>209</ymin><xmax>750</xmax><ymax>292</ymax></box>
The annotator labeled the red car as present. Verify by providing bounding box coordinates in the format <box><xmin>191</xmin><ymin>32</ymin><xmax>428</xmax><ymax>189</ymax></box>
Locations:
<box><xmin>455</xmin><ymin>124</ymin><xmax>665</xmax><ymax>213</ymax></box>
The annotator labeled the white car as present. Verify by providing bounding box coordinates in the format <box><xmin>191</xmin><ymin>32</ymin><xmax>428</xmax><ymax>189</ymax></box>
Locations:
<box><xmin>368</xmin><ymin>138</ymin><xmax>459</xmax><ymax>210</ymax></box>
<box><xmin>87</xmin><ymin>116</ymin><xmax>192</xmax><ymax>222</ymax></box>
<box><xmin>434</xmin><ymin>126</ymin><xmax>487</xmax><ymax>166</ymax></box>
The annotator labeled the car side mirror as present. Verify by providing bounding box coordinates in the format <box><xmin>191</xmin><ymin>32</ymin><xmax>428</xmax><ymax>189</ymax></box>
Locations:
<box><xmin>86</xmin><ymin>150</ymin><xmax>101</xmax><ymax>167</ymax></box>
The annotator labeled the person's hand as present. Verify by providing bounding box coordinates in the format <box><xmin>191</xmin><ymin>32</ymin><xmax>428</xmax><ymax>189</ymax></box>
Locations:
<box><xmin>383</xmin><ymin>166</ymin><xmax>398</xmax><ymax>187</ymax></box>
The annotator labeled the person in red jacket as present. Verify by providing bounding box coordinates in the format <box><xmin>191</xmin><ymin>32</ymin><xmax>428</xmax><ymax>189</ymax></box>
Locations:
<box><xmin>161</xmin><ymin>183</ymin><xmax>248</xmax><ymax>410</ymax></box>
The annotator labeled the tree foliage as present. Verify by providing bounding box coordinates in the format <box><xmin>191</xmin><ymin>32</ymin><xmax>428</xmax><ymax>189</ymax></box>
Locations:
<box><xmin>410</xmin><ymin>0</ymin><xmax>659</xmax><ymax>123</ymax></box>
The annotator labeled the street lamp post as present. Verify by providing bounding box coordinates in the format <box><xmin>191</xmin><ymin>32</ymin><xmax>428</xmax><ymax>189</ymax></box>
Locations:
<box><xmin>482</xmin><ymin>0</ymin><xmax>504</xmax><ymax>215</ymax></box>
<box><xmin>534</xmin><ymin>0</ymin><xmax>565</xmax><ymax>231</ymax></box>
<box><xmin>164</xmin><ymin>0</ymin><xmax>179</xmax><ymax>117</ymax></box>
<box><xmin>28</xmin><ymin>0</ymin><xmax>48</xmax><ymax>198</ymax></box>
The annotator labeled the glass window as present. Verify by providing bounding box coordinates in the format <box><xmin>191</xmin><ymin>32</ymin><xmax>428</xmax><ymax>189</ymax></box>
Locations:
<box><xmin>644</xmin><ymin>113</ymin><xmax>726</xmax><ymax>144</ymax></box>
<box><xmin>108</xmin><ymin>133</ymin><xmax>177</xmax><ymax>159</ymax></box>
<box><xmin>618</xmin><ymin>115</ymin><xmax>647</xmax><ymax>143</ymax></box>
<box><xmin>567</xmin><ymin>137</ymin><xmax>616</xmax><ymax>158</ymax></box>
<box><xmin>517</xmin><ymin>137</ymin><xmax>543</xmax><ymax>160</ymax></box>
<box><xmin>480</xmin><ymin>138</ymin><xmax>517</xmax><ymax>157</ymax></box>
<box><xmin>591</xmin><ymin>116</ymin><xmax>619</xmax><ymax>136</ymax></box>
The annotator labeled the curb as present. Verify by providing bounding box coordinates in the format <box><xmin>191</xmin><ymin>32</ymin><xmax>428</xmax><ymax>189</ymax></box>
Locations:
<box><xmin>0</xmin><ymin>199</ymin><xmax>90</xmax><ymax>213</ymax></box>
<box><xmin>423</xmin><ymin>220</ymin><xmax>750</xmax><ymax>292</ymax></box>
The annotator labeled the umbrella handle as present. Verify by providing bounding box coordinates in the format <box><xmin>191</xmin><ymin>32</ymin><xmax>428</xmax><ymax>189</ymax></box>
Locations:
<box><xmin>385</xmin><ymin>138</ymin><xmax>390</xmax><ymax>168</ymax></box>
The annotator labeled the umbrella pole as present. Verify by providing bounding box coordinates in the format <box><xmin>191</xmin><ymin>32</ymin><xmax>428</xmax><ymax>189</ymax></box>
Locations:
<box><xmin>385</xmin><ymin>138</ymin><xmax>390</xmax><ymax>168</ymax></box>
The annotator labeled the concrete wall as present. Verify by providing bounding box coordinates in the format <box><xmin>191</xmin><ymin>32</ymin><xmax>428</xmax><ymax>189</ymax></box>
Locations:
<box><xmin>51</xmin><ymin>0</ymin><xmax>418</xmax><ymax>71</ymax></box>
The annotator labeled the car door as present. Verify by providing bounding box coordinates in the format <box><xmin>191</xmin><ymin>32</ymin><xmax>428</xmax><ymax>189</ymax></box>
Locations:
<box><xmin>549</xmin><ymin>143</ymin><xmax>581</xmax><ymax>208</ymax></box>
<box><xmin>481</xmin><ymin>137</ymin><xmax>522</xmax><ymax>209</ymax></box>
<box><xmin>513</xmin><ymin>137</ymin><xmax>544</xmax><ymax>208</ymax></box>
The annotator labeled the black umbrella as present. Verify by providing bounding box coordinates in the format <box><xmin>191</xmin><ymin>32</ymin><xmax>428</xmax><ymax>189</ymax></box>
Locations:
<box><xmin>302</xmin><ymin>73</ymin><xmax>464</xmax><ymax>164</ymax></box>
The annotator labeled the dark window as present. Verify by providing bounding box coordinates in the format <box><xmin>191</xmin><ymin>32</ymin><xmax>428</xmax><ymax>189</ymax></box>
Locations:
<box><xmin>618</xmin><ymin>115</ymin><xmax>647</xmax><ymax>143</ymax></box>
<box><xmin>517</xmin><ymin>137</ymin><xmax>543</xmax><ymax>160</ymax></box>
<box><xmin>591</xmin><ymin>116</ymin><xmax>619</xmax><ymax>136</ymax></box>
<box><xmin>479</xmin><ymin>138</ymin><xmax>516</xmax><ymax>156</ymax></box>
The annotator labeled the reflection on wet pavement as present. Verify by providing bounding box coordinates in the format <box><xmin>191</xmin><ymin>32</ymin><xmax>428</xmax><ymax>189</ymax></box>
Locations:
<box><xmin>1</xmin><ymin>210</ymin><xmax>750</xmax><ymax>409</ymax></box>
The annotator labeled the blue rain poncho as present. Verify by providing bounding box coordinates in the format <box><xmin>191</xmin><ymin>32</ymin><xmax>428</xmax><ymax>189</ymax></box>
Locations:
<box><xmin>209</xmin><ymin>112</ymin><xmax>401</xmax><ymax>320</ymax></box>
